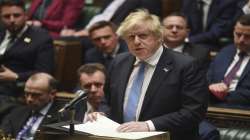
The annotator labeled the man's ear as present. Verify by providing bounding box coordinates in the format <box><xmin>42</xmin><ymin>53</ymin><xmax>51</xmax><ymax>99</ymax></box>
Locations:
<box><xmin>50</xmin><ymin>89</ymin><xmax>57</xmax><ymax>99</ymax></box>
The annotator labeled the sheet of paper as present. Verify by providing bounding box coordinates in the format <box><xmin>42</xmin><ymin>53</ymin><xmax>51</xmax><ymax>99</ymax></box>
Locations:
<box><xmin>63</xmin><ymin>114</ymin><xmax>165</xmax><ymax>139</ymax></box>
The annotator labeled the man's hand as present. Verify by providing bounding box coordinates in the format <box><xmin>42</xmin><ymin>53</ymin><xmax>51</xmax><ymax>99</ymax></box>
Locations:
<box><xmin>60</xmin><ymin>29</ymin><xmax>77</xmax><ymax>37</ymax></box>
<box><xmin>86</xmin><ymin>112</ymin><xmax>105</xmax><ymax>122</ymax></box>
<box><xmin>0</xmin><ymin>65</ymin><xmax>18</xmax><ymax>81</ymax></box>
<box><xmin>117</xmin><ymin>121</ymin><xmax>149</xmax><ymax>132</ymax></box>
<box><xmin>26</xmin><ymin>20</ymin><xmax>42</xmax><ymax>27</ymax></box>
<box><xmin>209</xmin><ymin>82</ymin><xmax>228</xmax><ymax>100</ymax></box>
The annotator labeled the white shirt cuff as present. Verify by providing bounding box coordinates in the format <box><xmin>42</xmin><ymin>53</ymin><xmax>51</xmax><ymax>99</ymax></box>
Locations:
<box><xmin>146</xmin><ymin>120</ymin><xmax>156</xmax><ymax>131</ymax></box>
<box><xmin>243</xmin><ymin>4</ymin><xmax>250</xmax><ymax>14</ymax></box>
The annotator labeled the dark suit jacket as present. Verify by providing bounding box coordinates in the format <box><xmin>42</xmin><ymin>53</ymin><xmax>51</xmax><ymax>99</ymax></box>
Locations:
<box><xmin>0</xmin><ymin>26</ymin><xmax>54</xmax><ymax>97</ymax></box>
<box><xmin>101</xmin><ymin>0</ymin><xmax>162</xmax><ymax>26</ymax></box>
<box><xmin>103</xmin><ymin>47</ymin><xmax>208</xmax><ymax>140</ymax></box>
<box><xmin>182</xmin><ymin>0</ymin><xmax>238</xmax><ymax>48</ymax></box>
<box><xmin>83</xmin><ymin>39</ymin><xmax>128</xmax><ymax>68</ymax></box>
<box><xmin>0</xmin><ymin>102</ymin><xmax>62</xmax><ymax>138</ymax></box>
<box><xmin>28</xmin><ymin>0</ymin><xmax>84</xmax><ymax>38</ymax></box>
<box><xmin>183</xmin><ymin>43</ymin><xmax>210</xmax><ymax>73</ymax></box>
<box><xmin>207</xmin><ymin>44</ymin><xmax>250</xmax><ymax>108</ymax></box>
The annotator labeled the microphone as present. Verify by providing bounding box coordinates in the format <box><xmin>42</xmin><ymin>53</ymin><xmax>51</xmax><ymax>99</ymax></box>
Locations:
<box><xmin>59</xmin><ymin>90</ymin><xmax>88</xmax><ymax>113</ymax></box>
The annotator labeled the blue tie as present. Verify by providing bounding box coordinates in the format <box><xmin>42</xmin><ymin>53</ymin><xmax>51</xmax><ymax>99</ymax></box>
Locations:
<box><xmin>124</xmin><ymin>62</ymin><xmax>145</xmax><ymax>122</ymax></box>
<box><xmin>16</xmin><ymin>115</ymin><xmax>39</xmax><ymax>140</ymax></box>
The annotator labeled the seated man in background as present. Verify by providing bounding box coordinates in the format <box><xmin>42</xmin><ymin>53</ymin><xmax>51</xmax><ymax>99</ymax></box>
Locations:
<box><xmin>60</xmin><ymin>0</ymin><xmax>162</xmax><ymax>37</ymax></box>
<box><xmin>0</xmin><ymin>73</ymin><xmax>60</xmax><ymax>140</ymax></box>
<box><xmin>162</xmin><ymin>12</ymin><xmax>210</xmax><ymax>74</ymax></box>
<box><xmin>162</xmin><ymin>12</ymin><xmax>219</xmax><ymax>140</ymax></box>
<box><xmin>0</xmin><ymin>0</ymin><xmax>54</xmax><ymax>101</ymax></box>
<box><xmin>74</xmin><ymin>63</ymin><xmax>106</xmax><ymax>122</ymax></box>
<box><xmin>83</xmin><ymin>21</ymin><xmax>127</xmax><ymax>68</ymax></box>
<box><xmin>208</xmin><ymin>14</ymin><xmax>250</xmax><ymax>109</ymax></box>
<box><xmin>27</xmin><ymin>0</ymin><xmax>84</xmax><ymax>38</ymax></box>
<box><xmin>181</xmin><ymin>0</ymin><xmax>238</xmax><ymax>50</ymax></box>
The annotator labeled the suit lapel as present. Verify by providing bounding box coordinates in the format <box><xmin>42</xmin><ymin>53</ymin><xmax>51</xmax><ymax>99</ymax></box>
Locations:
<box><xmin>4</xmin><ymin>27</ymin><xmax>31</xmax><ymax>54</ymax></box>
<box><xmin>239</xmin><ymin>59</ymin><xmax>250</xmax><ymax>82</ymax></box>
<box><xmin>140</xmin><ymin>49</ymin><xmax>173</xmax><ymax>115</ymax></box>
<box><xmin>117</xmin><ymin>55</ymin><xmax>135</xmax><ymax>117</ymax></box>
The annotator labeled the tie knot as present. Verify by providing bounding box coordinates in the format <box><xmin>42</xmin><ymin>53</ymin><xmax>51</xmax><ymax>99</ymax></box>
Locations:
<box><xmin>238</xmin><ymin>52</ymin><xmax>246</xmax><ymax>58</ymax></box>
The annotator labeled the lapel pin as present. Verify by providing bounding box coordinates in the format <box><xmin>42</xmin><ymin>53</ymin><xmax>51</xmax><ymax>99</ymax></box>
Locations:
<box><xmin>163</xmin><ymin>68</ymin><xmax>169</xmax><ymax>72</ymax></box>
<box><xmin>24</xmin><ymin>37</ymin><xmax>31</xmax><ymax>43</ymax></box>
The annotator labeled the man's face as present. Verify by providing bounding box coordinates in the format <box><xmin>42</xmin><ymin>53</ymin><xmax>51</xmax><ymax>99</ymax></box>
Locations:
<box><xmin>162</xmin><ymin>16</ymin><xmax>189</xmax><ymax>47</ymax></box>
<box><xmin>90</xmin><ymin>26</ymin><xmax>118</xmax><ymax>54</ymax></box>
<box><xmin>24</xmin><ymin>79</ymin><xmax>54</xmax><ymax>111</ymax></box>
<box><xmin>0</xmin><ymin>5</ymin><xmax>27</xmax><ymax>34</ymax></box>
<box><xmin>124</xmin><ymin>23</ymin><xmax>161</xmax><ymax>60</ymax></box>
<box><xmin>79</xmin><ymin>71</ymin><xmax>105</xmax><ymax>109</ymax></box>
<box><xmin>234</xmin><ymin>22</ymin><xmax>250</xmax><ymax>52</ymax></box>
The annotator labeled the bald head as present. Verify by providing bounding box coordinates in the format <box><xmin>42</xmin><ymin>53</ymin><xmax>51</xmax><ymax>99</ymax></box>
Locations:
<box><xmin>24</xmin><ymin>73</ymin><xmax>58</xmax><ymax>111</ymax></box>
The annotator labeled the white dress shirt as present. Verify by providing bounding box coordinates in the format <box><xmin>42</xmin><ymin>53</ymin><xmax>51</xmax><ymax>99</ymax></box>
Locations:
<box><xmin>201</xmin><ymin>0</ymin><xmax>212</xmax><ymax>30</ymax></box>
<box><xmin>124</xmin><ymin>46</ymin><xmax>163</xmax><ymax>131</ymax></box>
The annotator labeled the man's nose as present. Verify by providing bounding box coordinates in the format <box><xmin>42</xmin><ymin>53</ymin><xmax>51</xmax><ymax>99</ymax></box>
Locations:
<box><xmin>26</xmin><ymin>95</ymin><xmax>33</xmax><ymax>103</ymax></box>
<box><xmin>172</xmin><ymin>26</ymin><xmax>178</xmax><ymax>32</ymax></box>
<box><xmin>134</xmin><ymin>35</ymin><xmax>141</xmax><ymax>44</ymax></box>
<box><xmin>90</xmin><ymin>84</ymin><xmax>98</xmax><ymax>92</ymax></box>
<box><xmin>9</xmin><ymin>15</ymin><xmax>15</xmax><ymax>22</ymax></box>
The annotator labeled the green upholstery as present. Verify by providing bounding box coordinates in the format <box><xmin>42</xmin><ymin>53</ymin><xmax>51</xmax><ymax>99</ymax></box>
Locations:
<box><xmin>219</xmin><ymin>128</ymin><xmax>250</xmax><ymax>140</ymax></box>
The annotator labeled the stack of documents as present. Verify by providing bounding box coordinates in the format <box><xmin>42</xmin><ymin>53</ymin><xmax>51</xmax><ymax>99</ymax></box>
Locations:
<box><xmin>63</xmin><ymin>114</ymin><xmax>165</xmax><ymax>139</ymax></box>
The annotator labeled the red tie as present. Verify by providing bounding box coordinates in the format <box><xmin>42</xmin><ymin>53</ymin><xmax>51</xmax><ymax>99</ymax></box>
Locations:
<box><xmin>223</xmin><ymin>52</ymin><xmax>245</xmax><ymax>86</ymax></box>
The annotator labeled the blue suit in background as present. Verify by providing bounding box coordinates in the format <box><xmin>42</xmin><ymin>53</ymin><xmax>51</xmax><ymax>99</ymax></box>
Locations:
<box><xmin>208</xmin><ymin>44</ymin><xmax>250</xmax><ymax>109</ymax></box>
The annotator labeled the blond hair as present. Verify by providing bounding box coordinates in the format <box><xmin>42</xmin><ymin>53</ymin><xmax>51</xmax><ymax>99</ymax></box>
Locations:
<box><xmin>117</xmin><ymin>9</ymin><xmax>163</xmax><ymax>39</ymax></box>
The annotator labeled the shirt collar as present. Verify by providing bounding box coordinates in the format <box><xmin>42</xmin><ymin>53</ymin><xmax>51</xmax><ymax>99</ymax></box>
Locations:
<box><xmin>237</xmin><ymin>49</ymin><xmax>250</xmax><ymax>56</ymax></box>
<box><xmin>38</xmin><ymin>102</ymin><xmax>53</xmax><ymax>116</ymax></box>
<box><xmin>202</xmin><ymin>0</ymin><xmax>212</xmax><ymax>5</ymax></box>
<box><xmin>134</xmin><ymin>45</ymin><xmax>163</xmax><ymax>67</ymax></box>
<box><xmin>103</xmin><ymin>43</ymin><xmax>120</xmax><ymax>58</ymax></box>
<box><xmin>165</xmin><ymin>43</ymin><xmax>184</xmax><ymax>53</ymax></box>
<box><xmin>6</xmin><ymin>25</ymin><xmax>28</xmax><ymax>39</ymax></box>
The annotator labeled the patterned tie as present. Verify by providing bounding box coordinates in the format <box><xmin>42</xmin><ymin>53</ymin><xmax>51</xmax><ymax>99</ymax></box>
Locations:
<box><xmin>223</xmin><ymin>52</ymin><xmax>246</xmax><ymax>86</ymax></box>
<box><xmin>16</xmin><ymin>114</ymin><xmax>39</xmax><ymax>140</ymax></box>
<box><xmin>123</xmin><ymin>62</ymin><xmax>145</xmax><ymax>122</ymax></box>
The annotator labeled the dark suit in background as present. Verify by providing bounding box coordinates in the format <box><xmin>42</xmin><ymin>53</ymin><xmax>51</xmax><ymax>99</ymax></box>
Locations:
<box><xmin>183</xmin><ymin>43</ymin><xmax>210</xmax><ymax>73</ymax></box>
<box><xmin>0</xmin><ymin>26</ymin><xmax>54</xmax><ymax>97</ymax></box>
<box><xmin>207</xmin><ymin>44</ymin><xmax>250</xmax><ymax>109</ymax></box>
<box><xmin>0</xmin><ymin>102</ymin><xmax>62</xmax><ymax>138</ymax></box>
<box><xmin>103</xmin><ymin>47</ymin><xmax>208</xmax><ymax>140</ymax></box>
<box><xmin>182</xmin><ymin>0</ymin><xmax>238</xmax><ymax>49</ymax></box>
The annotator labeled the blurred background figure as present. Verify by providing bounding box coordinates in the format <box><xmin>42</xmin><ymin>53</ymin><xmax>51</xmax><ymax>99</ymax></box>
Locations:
<box><xmin>27</xmin><ymin>0</ymin><xmax>84</xmax><ymax>38</ymax></box>
<box><xmin>60</xmin><ymin>0</ymin><xmax>162</xmax><ymax>37</ymax></box>
<box><xmin>0</xmin><ymin>73</ymin><xmax>59</xmax><ymax>140</ymax></box>
<box><xmin>74</xmin><ymin>63</ymin><xmax>106</xmax><ymax>122</ymax></box>
<box><xmin>181</xmin><ymin>0</ymin><xmax>238</xmax><ymax>50</ymax></box>
<box><xmin>83</xmin><ymin>21</ymin><xmax>127</xmax><ymax>68</ymax></box>
<box><xmin>0</xmin><ymin>0</ymin><xmax>54</xmax><ymax>101</ymax></box>
<box><xmin>162</xmin><ymin>12</ymin><xmax>210</xmax><ymax>74</ymax></box>
<box><xmin>208</xmin><ymin>14</ymin><xmax>250</xmax><ymax>109</ymax></box>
